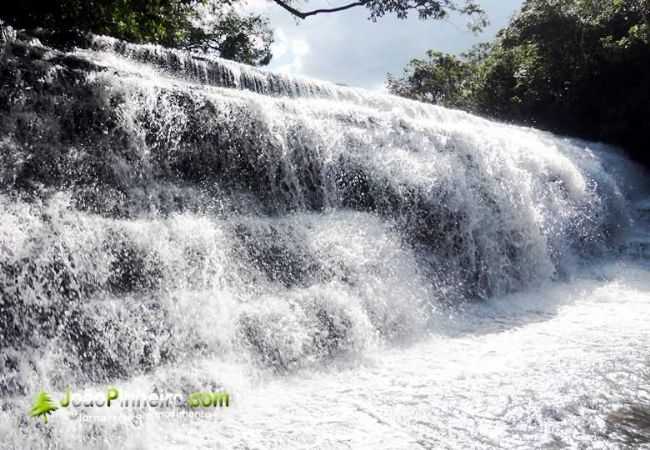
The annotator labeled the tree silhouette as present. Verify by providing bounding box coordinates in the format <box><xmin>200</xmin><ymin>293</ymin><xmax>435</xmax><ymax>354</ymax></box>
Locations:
<box><xmin>29</xmin><ymin>390</ymin><xmax>58</xmax><ymax>424</ymax></box>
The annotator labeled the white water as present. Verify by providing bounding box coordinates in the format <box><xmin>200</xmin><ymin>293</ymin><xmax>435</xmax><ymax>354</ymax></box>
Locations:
<box><xmin>0</xmin><ymin>35</ymin><xmax>649</xmax><ymax>449</ymax></box>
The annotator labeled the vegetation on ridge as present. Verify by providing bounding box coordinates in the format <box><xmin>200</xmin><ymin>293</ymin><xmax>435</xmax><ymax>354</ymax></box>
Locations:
<box><xmin>389</xmin><ymin>0</ymin><xmax>650</xmax><ymax>166</ymax></box>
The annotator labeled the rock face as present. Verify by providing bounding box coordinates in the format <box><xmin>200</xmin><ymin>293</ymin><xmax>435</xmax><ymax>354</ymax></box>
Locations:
<box><xmin>0</xmin><ymin>33</ymin><xmax>645</xmax><ymax>397</ymax></box>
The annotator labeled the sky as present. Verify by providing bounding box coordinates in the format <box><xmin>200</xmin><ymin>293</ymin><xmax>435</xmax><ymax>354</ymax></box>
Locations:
<box><xmin>244</xmin><ymin>0</ymin><xmax>524</xmax><ymax>90</ymax></box>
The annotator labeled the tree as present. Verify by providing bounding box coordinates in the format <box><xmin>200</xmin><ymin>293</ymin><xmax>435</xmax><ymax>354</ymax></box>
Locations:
<box><xmin>29</xmin><ymin>390</ymin><xmax>59</xmax><ymax>424</ymax></box>
<box><xmin>0</xmin><ymin>1</ymin><xmax>488</xmax><ymax>66</ymax></box>
<box><xmin>0</xmin><ymin>0</ymin><xmax>274</xmax><ymax>66</ymax></box>
<box><xmin>387</xmin><ymin>47</ymin><xmax>487</xmax><ymax>110</ymax></box>
<box><xmin>389</xmin><ymin>0</ymin><xmax>650</xmax><ymax>166</ymax></box>
<box><xmin>0</xmin><ymin>1</ymin><xmax>200</xmax><ymax>46</ymax></box>
<box><xmin>270</xmin><ymin>0</ymin><xmax>488</xmax><ymax>31</ymax></box>
<box><xmin>184</xmin><ymin>2</ymin><xmax>273</xmax><ymax>66</ymax></box>
<box><xmin>0</xmin><ymin>0</ymin><xmax>487</xmax><ymax>58</ymax></box>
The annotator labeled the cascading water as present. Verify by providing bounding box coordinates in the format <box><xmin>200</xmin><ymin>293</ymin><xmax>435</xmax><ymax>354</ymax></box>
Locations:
<box><xmin>1</xmin><ymin>33</ymin><xmax>649</xmax><ymax>449</ymax></box>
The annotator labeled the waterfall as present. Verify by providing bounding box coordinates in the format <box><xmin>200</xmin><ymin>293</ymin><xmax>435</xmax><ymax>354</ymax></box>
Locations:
<box><xmin>1</xmin><ymin>33</ymin><xmax>649</xmax><ymax>449</ymax></box>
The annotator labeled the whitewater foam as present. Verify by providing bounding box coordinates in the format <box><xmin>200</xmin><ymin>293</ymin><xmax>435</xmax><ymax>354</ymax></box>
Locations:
<box><xmin>0</xmin><ymin>33</ymin><xmax>649</xmax><ymax>449</ymax></box>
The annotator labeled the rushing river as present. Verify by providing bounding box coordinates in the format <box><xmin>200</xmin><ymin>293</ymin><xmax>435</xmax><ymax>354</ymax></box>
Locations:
<box><xmin>0</xmin><ymin>34</ymin><xmax>649</xmax><ymax>449</ymax></box>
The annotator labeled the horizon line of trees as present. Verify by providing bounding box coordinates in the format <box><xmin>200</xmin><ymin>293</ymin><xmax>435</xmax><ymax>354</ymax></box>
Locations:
<box><xmin>388</xmin><ymin>0</ymin><xmax>650</xmax><ymax>167</ymax></box>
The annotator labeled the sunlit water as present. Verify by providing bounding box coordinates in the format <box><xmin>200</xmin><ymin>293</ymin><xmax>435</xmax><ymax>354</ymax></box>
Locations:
<box><xmin>0</xmin><ymin>34</ymin><xmax>649</xmax><ymax>449</ymax></box>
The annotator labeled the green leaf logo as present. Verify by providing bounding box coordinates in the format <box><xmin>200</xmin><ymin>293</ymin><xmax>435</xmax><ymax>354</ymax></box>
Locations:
<box><xmin>29</xmin><ymin>390</ymin><xmax>58</xmax><ymax>423</ymax></box>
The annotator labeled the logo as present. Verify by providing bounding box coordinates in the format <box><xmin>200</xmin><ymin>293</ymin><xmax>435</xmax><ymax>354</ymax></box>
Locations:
<box><xmin>29</xmin><ymin>390</ymin><xmax>59</xmax><ymax>423</ymax></box>
<box><xmin>28</xmin><ymin>387</ymin><xmax>229</xmax><ymax>423</ymax></box>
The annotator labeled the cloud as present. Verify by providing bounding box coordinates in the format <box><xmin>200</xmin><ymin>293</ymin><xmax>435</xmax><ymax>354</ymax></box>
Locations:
<box><xmin>271</xmin><ymin>28</ymin><xmax>311</xmax><ymax>74</ymax></box>
<box><xmin>242</xmin><ymin>0</ymin><xmax>524</xmax><ymax>88</ymax></box>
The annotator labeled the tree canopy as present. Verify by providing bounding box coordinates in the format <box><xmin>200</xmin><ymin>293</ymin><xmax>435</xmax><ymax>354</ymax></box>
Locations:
<box><xmin>389</xmin><ymin>0</ymin><xmax>650</xmax><ymax>166</ymax></box>
<box><xmin>1</xmin><ymin>1</ymin><xmax>487</xmax><ymax>66</ymax></box>
<box><xmin>0</xmin><ymin>0</ymin><xmax>274</xmax><ymax>65</ymax></box>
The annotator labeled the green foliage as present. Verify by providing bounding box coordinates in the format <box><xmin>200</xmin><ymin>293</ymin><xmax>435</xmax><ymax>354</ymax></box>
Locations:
<box><xmin>1</xmin><ymin>0</ymin><xmax>200</xmax><ymax>46</ymax></box>
<box><xmin>389</xmin><ymin>0</ymin><xmax>650</xmax><ymax>165</ymax></box>
<box><xmin>29</xmin><ymin>390</ymin><xmax>58</xmax><ymax>423</ymax></box>
<box><xmin>269</xmin><ymin>0</ymin><xmax>487</xmax><ymax>31</ymax></box>
<box><xmin>363</xmin><ymin>0</ymin><xmax>487</xmax><ymax>28</ymax></box>
<box><xmin>387</xmin><ymin>51</ymin><xmax>468</xmax><ymax>108</ymax></box>
<box><xmin>185</xmin><ymin>3</ymin><xmax>273</xmax><ymax>66</ymax></box>
<box><xmin>0</xmin><ymin>0</ymin><xmax>274</xmax><ymax>66</ymax></box>
<box><xmin>387</xmin><ymin>45</ymin><xmax>487</xmax><ymax>110</ymax></box>
<box><xmin>0</xmin><ymin>0</ymin><xmax>487</xmax><ymax>66</ymax></box>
